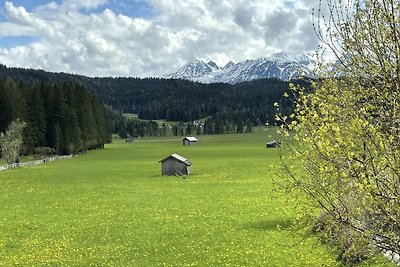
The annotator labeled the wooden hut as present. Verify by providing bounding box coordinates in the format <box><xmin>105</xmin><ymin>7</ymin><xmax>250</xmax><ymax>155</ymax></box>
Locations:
<box><xmin>159</xmin><ymin>153</ymin><xmax>192</xmax><ymax>176</ymax></box>
<box><xmin>266</xmin><ymin>140</ymin><xmax>279</xmax><ymax>148</ymax></box>
<box><xmin>182</xmin><ymin>136</ymin><xmax>198</xmax><ymax>146</ymax></box>
<box><xmin>125</xmin><ymin>135</ymin><xmax>134</xmax><ymax>142</ymax></box>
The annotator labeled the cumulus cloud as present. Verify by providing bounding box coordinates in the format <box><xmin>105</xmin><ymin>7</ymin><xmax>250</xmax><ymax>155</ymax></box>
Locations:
<box><xmin>62</xmin><ymin>0</ymin><xmax>108</xmax><ymax>10</ymax></box>
<box><xmin>0</xmin><ymin>0</ymin><xmax>320</xmax><ymax>77</ymax></box>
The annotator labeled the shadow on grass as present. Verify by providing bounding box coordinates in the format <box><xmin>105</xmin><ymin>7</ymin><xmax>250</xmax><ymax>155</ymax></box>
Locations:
<box><xmin>242</xmin><ymin>219</ymin><xmax>292</xmax><ymax>231</ymax></box>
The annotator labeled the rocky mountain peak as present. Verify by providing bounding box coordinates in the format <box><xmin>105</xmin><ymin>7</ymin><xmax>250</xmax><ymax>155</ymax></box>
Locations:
<box><xmin>164</xmin><ymin>51</ymin><xmax>316</xmax><ymax>84</ymax></box>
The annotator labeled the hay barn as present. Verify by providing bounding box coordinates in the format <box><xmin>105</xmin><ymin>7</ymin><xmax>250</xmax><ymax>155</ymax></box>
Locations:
<box><xmin>266</xmin><ymin>140</ymin><xmax>279</xmax><ymax>148</ymax></box>
<box><xmin>159</xmin><ymin>153</ymin><xmax>192</xmax><ymax>176</ymax></box>
<box><xmin>182</xmin><ymin>136</ymin><xmax>198</xmax><ymax>146</ymax></box>
<box><xmin>125</xmin><ymin>135</ymin><xmax>134</xmax><ymax>142</ymax></box>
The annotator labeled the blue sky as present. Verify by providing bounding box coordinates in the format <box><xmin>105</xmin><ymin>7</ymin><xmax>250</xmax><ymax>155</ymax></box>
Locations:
<box><xmin>0</xmin><ymin>0</ymin><xmax>320</xmax><ymax>77</ymax></box>
<box><xmin>0</xmin><ymin>0</ymin><xmax>156</xmax><ymax>18</ymax></box>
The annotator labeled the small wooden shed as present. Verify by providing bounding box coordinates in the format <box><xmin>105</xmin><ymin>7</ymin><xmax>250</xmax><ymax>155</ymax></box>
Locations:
<box><xmin>159</xmin><ymin>153</ymin><xmax>192</xmax><ymax>176</ymax></box>
<box><xmin>266</xmin><ymin>140</ymin><xmax>279</xmax><ymax>148</ymax></box>
<box><xmin>125</xmin><ymin>135</ymin><xmax>134</xmax><ymax>142</ymax></box>
<box><xmin>182</xmin><ymin>136</ymin><xmax>198</xmax><ymax>146</ymax></box>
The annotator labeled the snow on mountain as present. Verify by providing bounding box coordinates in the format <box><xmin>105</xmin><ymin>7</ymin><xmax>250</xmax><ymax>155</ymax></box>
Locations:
<box><xmin>164</xmin><ymin>60</ymin><xmax>221</xmax><ymax>83</ymax></box>
<box><xmin>164</xmin><ymin>51</ymin><xmax>316</xmax><ymax>84</ymax></box>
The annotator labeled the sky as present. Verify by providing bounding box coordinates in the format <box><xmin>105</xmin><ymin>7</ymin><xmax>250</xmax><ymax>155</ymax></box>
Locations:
<box><xmin>0</xmin><ymin>0</ymin><xmax>321</xmax><ymax>77</ymax></box>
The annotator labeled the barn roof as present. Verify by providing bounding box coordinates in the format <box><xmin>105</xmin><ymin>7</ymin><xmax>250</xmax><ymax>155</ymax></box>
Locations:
<box><xmin>159</xmin><ymin>153</ymin><xmax>192</xmax><ymax>166</ymax></box>
<box><xmin>182</xmin><ymin>136</ymin><xmax>198</xmax><ymax>142</ymax></box>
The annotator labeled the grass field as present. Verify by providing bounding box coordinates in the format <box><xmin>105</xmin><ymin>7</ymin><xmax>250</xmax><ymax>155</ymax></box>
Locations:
<box><xmin>0</xmin><ymin>130</ymin><xmax>394</xmax><ymax>266</ymax></box>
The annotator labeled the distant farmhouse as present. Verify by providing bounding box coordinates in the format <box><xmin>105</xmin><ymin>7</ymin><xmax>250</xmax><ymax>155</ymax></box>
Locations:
<box><xmin>159</xmin><ymin>154</ymin><xmax>192</xmax><ymax>176</ymax></box>
<box><xmin>266</xmin><ymin>140</ymin><xmax>279</xmax><ymax>148</ymax></box>
<box><xmin>182</xmin><ymin>136</ymin><xmax>198</xmax><ymax>146</ymax></box>
<box><xmin>193</xmin><ymin>120</ymin><xmax>203</xmax><ymax>127</ymax></box>
<box><xmin>125</xmin><ymin>135</ymin><xmax>134</xmax><ymax>142</ymax></box>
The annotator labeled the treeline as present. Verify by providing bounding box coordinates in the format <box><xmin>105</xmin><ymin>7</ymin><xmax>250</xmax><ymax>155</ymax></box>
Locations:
<box><xmin>0</xmin><ymin>77</ymin><xmax>111</xmax><ymax>155</ymax></box>
<box><xmin>113</xmin><ymin>118</ymin><xmax>203</xmax><ymax>138</ymax></box>
<box><xmin>89</xmin><ymin>77</ymin><xmax>303</xmax><ymax>136</ymax></box>
<box><xmin>0</xmin><ymin>64</ymin><xmax>306</xmax><ymax>137</ymax></box>
<box><xmin>85</xmin><ymin>77</ymin><xmax>299</xmax><ymax>125</ymax></box>
<box><xmin>109</xmin><ymin>78</ymin><xmax>300</xmax><ymax>136</ymax></box>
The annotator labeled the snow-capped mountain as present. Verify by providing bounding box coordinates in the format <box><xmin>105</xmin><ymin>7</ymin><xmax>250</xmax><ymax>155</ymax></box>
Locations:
<box><xmin>164</xmin><ymin>51</ymin><xmax>316</xmax><ymax>84</ymax></box>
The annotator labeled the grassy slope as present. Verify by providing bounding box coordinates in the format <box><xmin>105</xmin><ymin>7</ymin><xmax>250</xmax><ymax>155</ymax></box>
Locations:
<box><xmin>0</xmin><ymin>131</ymin><xmax>393</xmax><ymax>266</ymax></box>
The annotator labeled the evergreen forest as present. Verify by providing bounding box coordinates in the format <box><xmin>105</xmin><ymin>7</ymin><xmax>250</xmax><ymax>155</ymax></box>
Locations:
<box><xmin>0</xmin><ymin>64</ymin><xmax>304</xmax><ymax>141</ymax></box>
<box><xmin>0</xmin><ymin>76</ymin><xmax>111</xmax><ymax>156</ymax></box>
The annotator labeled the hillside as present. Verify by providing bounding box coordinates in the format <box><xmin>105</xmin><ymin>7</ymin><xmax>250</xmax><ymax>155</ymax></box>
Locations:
<box><xmin>0</xmin><ymin>64</ymin><xmax>308</xmax><ymax>136</ymax></box>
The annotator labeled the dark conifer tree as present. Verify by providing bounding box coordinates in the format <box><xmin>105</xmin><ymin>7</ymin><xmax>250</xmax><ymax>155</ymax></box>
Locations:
<box><xmin>0</xmin><ymin>77</ymin><xmax>27</xmax><ymax>133</ymax></box>
<box><xmin>0</xmin><ymin>81</ymin><xmax>12</xmax><ymax>133</ymax></box>
<box><xmin>45</xmin><ymin>84</ymin><xmax>65</xmax><ymax>154</ymax></box>
<box><xmin>75</xmin><ymin>84</ymin><xmax>97</xmax><ymax>151</ymax></box>
<box><xmin>24</xmin><ymin>84</ymin><xmax>47</xmax><ymax>153</ymax></box>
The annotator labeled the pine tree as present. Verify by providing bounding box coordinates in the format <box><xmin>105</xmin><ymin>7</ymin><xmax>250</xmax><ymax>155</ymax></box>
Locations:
<box><xmin>24</xmin><ymin>84</ymin><xmax>47</xmax><ymax>153</ymax></box>
<box><xmin>0</xmin><ymin>77</ymin><xmax>26</xmax><ymax>132</ymax></box>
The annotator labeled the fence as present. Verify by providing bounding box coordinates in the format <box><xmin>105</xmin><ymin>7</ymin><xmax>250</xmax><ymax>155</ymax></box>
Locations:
<box><xmin>0</xmin><ymin>155</ymin><xmax>73</xmax><ymax>171</ymax></box>
<box><xmin>384</xmin><ymin>250</ymin><xmax>399</xmax><ymax>266</ymax></box>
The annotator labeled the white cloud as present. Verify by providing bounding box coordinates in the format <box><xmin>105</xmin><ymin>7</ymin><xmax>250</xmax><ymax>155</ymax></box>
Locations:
<box><xmin>0</xmin><ymin>0</ymin><xmax>320</xmax><ymax>77</ymax></box>
<box><xmin>59</xmin><ymin>0</ymin><xmax>109</xmax><ymax>11</ymax></box>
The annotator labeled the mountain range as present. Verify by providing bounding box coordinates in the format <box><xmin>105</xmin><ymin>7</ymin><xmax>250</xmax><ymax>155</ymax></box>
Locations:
<box><xmin>164</xmin><ymin>51</ymin><xmax>316</xmax><ymax>84</ymax></box>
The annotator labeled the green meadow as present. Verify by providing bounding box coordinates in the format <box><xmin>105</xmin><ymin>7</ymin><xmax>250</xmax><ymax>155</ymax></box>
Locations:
<box><xmin>0</xmin><ymin>130</ymin><xmax>393</xmax><ymax>266</ymax></box>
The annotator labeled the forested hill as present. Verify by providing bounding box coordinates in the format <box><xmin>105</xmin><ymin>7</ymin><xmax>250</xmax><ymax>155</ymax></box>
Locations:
<box><xmin>0</xmin><ymin>64</ymin><xmax>308</xmax><ymax>135</ymax></box>
<box><xmin>0</xmin><ymin>71</ymin><xmax>112</xmax><ymax>156</ymax></box>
